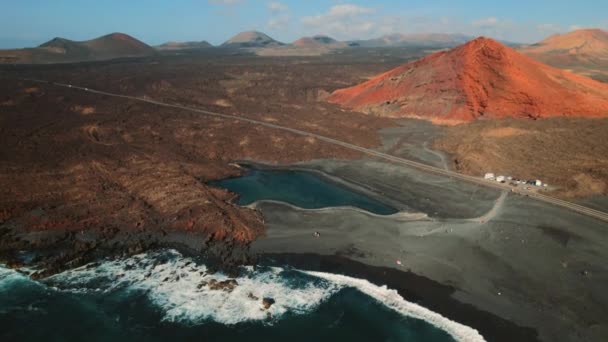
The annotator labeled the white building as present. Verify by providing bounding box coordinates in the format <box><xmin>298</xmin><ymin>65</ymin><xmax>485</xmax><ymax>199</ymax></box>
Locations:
<box><xmin>535</xmin><ymin>180</ymin><xmax>542</xmax><ymax>186</ymax></box>
<box><xmin>496</xmin><ymin>175</ymin><xmax>506</xmax><ymax>182</ymax></box>
<box><xmin>484</xmin><ymin>173</ymin><xmax>495</xmax><ymax>180</ymax></box>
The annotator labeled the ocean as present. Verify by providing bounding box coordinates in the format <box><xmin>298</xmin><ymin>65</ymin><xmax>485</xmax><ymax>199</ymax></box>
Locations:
<box><xmin>0</xmin><ymin>250</ymin><xmax>483</xmax><ymax>342</ymax></box>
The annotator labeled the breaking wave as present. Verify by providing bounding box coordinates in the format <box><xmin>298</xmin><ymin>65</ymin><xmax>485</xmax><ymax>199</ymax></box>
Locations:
<box><xmin>304</xmin><ymin>271</ymin><xmax>485</xmax><ymax>342</ymax></box>
<box><xmin>3</xmin><ymin>250</ymin><xmax>485</xmax><ymax>341</ymax></box>
<box><xmin>0</xmin><ymin>266</ymin><xmax>31</xmax><ymax>290</ymax></box>
<box><xmin>46</xmin><ymin>250</ymin><xmax>341</xmax><ymax>325</ymax></box>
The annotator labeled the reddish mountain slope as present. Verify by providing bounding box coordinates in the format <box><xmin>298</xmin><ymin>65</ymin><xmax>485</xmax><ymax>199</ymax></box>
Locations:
<box><xmin>328</xmin><ymin>37</ymin><xmax>608</xmax><ymax>124</ymax></box>
<box><xmin>521</xmin><ymin>29</ymin><xmax>608</xmax><ymax>81</ymax></box>
<box><xmin>523</xmin><ymin>29</ymin><xmax>608</xmax><ymax>56</ymax></box>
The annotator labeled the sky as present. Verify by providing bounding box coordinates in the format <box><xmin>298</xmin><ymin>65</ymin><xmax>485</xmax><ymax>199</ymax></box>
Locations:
<box><xmin>1</xmin><ymin>0</ymin><xmax>607</xmax><ymax>48</ymax></box>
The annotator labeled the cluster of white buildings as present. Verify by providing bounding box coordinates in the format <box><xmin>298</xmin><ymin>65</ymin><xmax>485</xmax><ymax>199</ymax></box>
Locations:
<box><xmin>484</xmin><ymin>173</ymin><xmax>547</xmax><ymax>187</ymax></box>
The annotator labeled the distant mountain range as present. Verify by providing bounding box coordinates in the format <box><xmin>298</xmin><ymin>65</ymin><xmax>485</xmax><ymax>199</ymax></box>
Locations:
<box><xmin>156</xmin><ymin>41</ymin><xmax>213</xmax><ymax>51</ymax></box>
<box><xmin>3</xmin><ymin>29</ymin><xmax>608</xmax><ymax>66</ymax></box>
<box><xmin>0</xmin><ymin>33</ymin><xmax>155</xmax><ymax>64</ymax></box>
<box><xmin>0</xmin><ymin>29</ymin><xmax>487</xmax><ymax>64</ymax></box>
<box><xmin>215</xmin><ymin>31</ymin><xmax>477</xmax><ymax>56</ymax></box>
<box><xmin>221</xmin><ymin>31</ymin><xmax>285</xmax><ymax>48</ymax></box>
<box><xmin>254</xmin><ymin>34</ymin><xmax>349</xmax><ymax>56</ymax></box>
<box><xmin>217</xmin><ymin>31</ymin><xmax>474</xmax><ymax>50</ymax></box>
<box><xmin>292</xmin><ymin>35</ymin><xmax>347</xmax><ymax>49</ymax></box>
<box><xmin>0</xmin><ymin>30</ymin><xmax>499</xmax><ymax>63</ymax></box>
<box><xmin>349</xmin><ymin>33</ymin><xmax>474</xmax><ymax>48</ymax></box>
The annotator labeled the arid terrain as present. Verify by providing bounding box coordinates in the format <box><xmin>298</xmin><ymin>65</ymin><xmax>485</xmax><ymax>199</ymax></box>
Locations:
<box><xmin>434</xmin><ymin>118</ymin><xmax>608</xmax><ymax>198</ymax></box>
<box><xmin>322</xmin><ymin>37</ymin><xmax>608</xmax><ymax>201</ymax></box>
<box><xmin>5</xmin><ymin>0</ymin><xmax>608</xmax><ymax>339</ymax></box>
<box><xmin>1</xmin><ymin>30</ymin><xmax>608</xmax><ymax>342</ymax></box>
<box><xmin>2</xmin><ymin>40</ymin><xmax>608</xmax><ymax>276</ymax></box>
<box><xmin>522</xmin><ymin>29</ymin><xmax>608</xmax><ymax>82</ymax></box>
<box><xmin>0</xmin><ymin>48</ymin><xmax>422</xmax><ymax>275</ymax></box>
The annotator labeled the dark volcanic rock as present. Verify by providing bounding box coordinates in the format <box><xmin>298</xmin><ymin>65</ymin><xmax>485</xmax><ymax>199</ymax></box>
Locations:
<box><xmin>262</xmin><ymin>297</ymin><xmax>275</xmax><ymax>310</ymax></box>
<box><xmin>0</xmin><ymin>49</ymin><xmax>393</xmax><ymax>279</ymax></box>
<box><xmin>206</xmin><ymin>278</ymin><xmax>239</xmax><ymax>292</ymax></box>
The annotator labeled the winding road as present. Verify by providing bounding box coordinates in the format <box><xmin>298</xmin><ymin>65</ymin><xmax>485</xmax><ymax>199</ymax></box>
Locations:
<box><xmin>20</xmin><ymin>78</ymin><xmax>608</xmax><ymax>223</ymax></box>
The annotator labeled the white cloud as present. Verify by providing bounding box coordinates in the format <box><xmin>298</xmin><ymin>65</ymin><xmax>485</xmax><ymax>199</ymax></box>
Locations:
<box><xmin>472</xmin><ymin>17</ymin><xmax>499</xmax><ymax>28</ymax></box>
<box><xmin>301</xmin><ymin>4</ymin><xmax>377</xmax><ymax>39</ymax></box>
<box><xmin>268</xmin><ymin>2</ymin><xmax>288</xmax><ymax>12</ymax></box>
<box><xmin>356</xmin><ymin>14</ymin><xmax>575</xmax><ymax>44</ymax></box>
<box><xmin>268</xmin><ymin>15</ymin><xmax>290</xmax><ymax>29</ymax></box>
<box><xmin>569</xmin><ymin>25</ymin><xmax>583</xmax><ymax>31</ymax></box>
<box><xmin>538</xmin><ymin>23</ymin><xmax>560</xmax><ymax>31</ymax></box>
<box><xmin>278</xmin><ymin>6</ymin><xmax>602</xmax><ymax>44</ymax></box>
<box><xmin>327</xmin><ymin>4</ymin><xmax>375</xmax><ymax>17</ymax></box>
<box><xmin>537</xmin><ymin>23</ymin><xmax>562</xmax><ymax>34</ymax></box>
<box><xmin>266</xmin><ymin>2</ymin><xmax>289</xmax><ymax>30</ymax></box>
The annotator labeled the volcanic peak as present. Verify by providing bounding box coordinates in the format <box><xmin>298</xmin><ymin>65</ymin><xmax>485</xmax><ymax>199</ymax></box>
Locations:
<box><xmin>328</xmin><ymin>36</ymin><xmax>608</xmax><ymax>123</ymax></box>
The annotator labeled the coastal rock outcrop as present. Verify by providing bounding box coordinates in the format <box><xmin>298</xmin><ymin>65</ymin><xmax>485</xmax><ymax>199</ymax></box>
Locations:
<box><xmin>205</xmin><ymin>278</ymin><xmax>239</xmax><ymax>292</ymax></box>
<box><xmin>262</xmin><ymin>297</ymin><xmax>275</xmax><ymax>310</ymax></box>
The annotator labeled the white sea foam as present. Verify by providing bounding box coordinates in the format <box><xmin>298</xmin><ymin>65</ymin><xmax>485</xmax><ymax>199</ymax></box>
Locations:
<box><xmin>303</xmin><ymin>270</ymin><xmax>486</xmax><ymax>342</ymax></box>
<box><xmin>0</xmin><ymin>265</ymin><xmax>32</xmax><ymax>290</ymax></box>
<box><xmin>49</xmin><ymin>251</ymin><xmax>340</xmax><ymax>325</ymax></box>
<box><xmin>44</xmin><ymin>251</ymin><xmax>485</xmax><ymax>341</ymax></box>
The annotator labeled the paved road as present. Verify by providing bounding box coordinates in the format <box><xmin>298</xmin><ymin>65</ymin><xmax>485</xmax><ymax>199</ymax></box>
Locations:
<box><xmin>20</xmin><ymin>78</ymin><xmax>608</xmax><ymax>223</ymax></box>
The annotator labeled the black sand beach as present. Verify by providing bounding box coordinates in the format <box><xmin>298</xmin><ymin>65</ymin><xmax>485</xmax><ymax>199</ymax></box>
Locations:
<box><xmin>245</xmin><ymin>122</ymin><xmax>608</xmax><ymax>342</ymax></box>
<box><xmin>259</xmin><ymin>253</ymin><xmax>539</xmax><ymax>342</ymax></box>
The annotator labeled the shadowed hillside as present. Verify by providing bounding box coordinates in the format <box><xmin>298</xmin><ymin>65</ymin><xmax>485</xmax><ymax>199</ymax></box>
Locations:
<box><xmin>0</xmin><ymin>33</ymin><xmax>155</xmax><ymax>64</ymax></box>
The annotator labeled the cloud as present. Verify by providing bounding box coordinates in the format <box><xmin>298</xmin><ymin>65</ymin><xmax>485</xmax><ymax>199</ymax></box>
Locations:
<box><xmin>268</xmin><ymin>15</ymin><xmax>290</xmax><ymax>29</ymax></box>
<box><xmin>472</xmin><ymin>17</ymin><xmax>499</xmax><ymax>28</ymax></box>
<box><xmin>301</xmin><ymin>4</ymin><xmax>377</xmax><ymax>39</ymax></box>
<box><xmin>266</xmin><ymin>2</ymin><xmax>289</xmax><ymax>30</ymax></box>
<box><xmin>268</xmin><ymin>2</ymin><xmax>288</xmax><ymax>12</ymax></box>
<box><xmin>209</xmin><ymin>0</ymin><xmax>246</xmax><ymax>18</ymax></box>
<box><xmin>327</xmin><ymin>4</ymin><xmax>375</xmax><ymax>17</ymax></box>
<box><xmin>292</xmin><ymin>6</ymin><xmax>592</xmax><ymax>44</ymax></box>
<box><xmin>538</xmin><ymin>23</ymin><xmax>560</xmax><ymax>31</ymax></box>
<box><xmin>537</xmin><ymin>23</ymin><xmax>562</xmax><ymax>34</ymax></box>
<box><xmin>467</xmin><ymin>17</ymin><xmax>573</xmax><ymax>43</ymax></box>
<box><xmin>569</xmin><ymin>25</ymin><xmax>584</xmax><ymax>31</ymax></box>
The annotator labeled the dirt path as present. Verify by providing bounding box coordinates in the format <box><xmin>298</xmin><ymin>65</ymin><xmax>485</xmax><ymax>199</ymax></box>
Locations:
<box><xmin>423</xmin><ymin>141</ymin><xmax>449</xmax><ymax>171</ymax></box>
<box><xmin>471</xmin><ymin>191</ymin><xmax>508</xmax><ymax>223</ymax></box>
